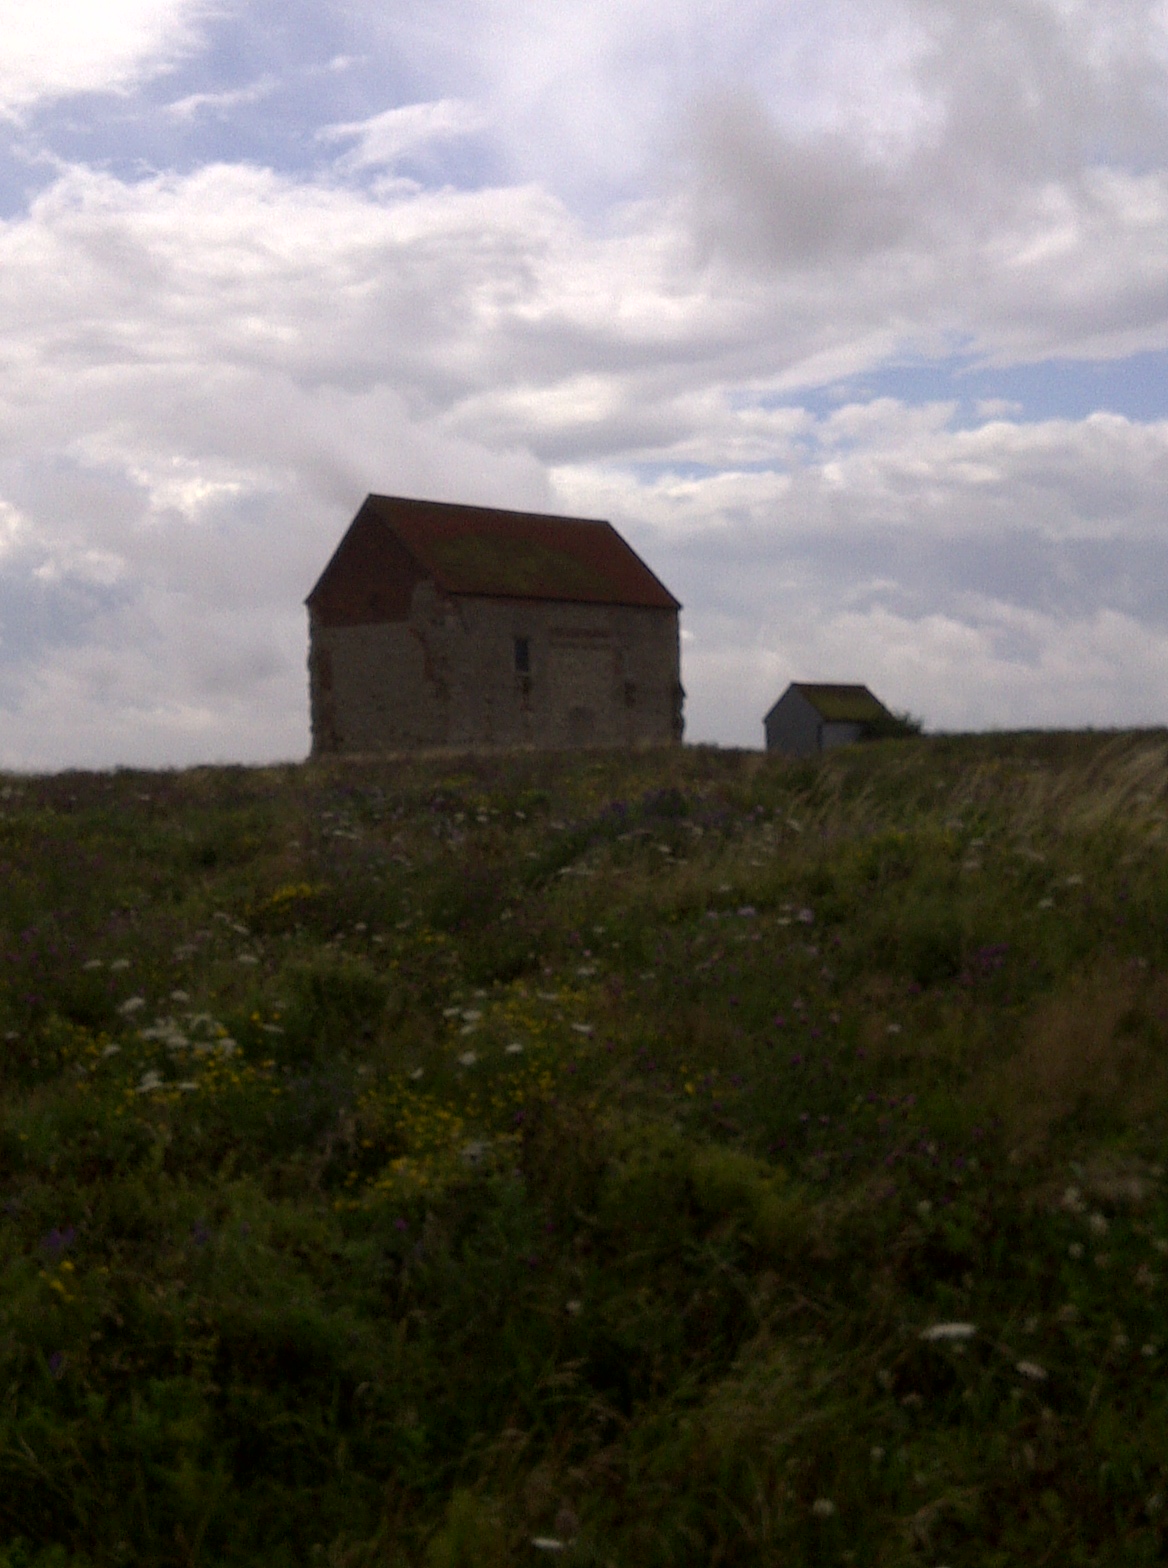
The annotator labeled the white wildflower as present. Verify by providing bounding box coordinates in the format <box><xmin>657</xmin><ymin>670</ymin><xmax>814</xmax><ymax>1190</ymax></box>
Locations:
<box><xmin>1088</xmin><ymin>1212</ymin><xmax>1109</xmax><ymax>1236</ymax></box>
<box><xmin>170</xmin><ymin>990</ymin><xmax>190</xmax><ymax>1003</ymax></box>
<box><xmin>811</xmin><ymin>1498</ymin><xmax>836</xmax><ymax>1518</ymax></box>
<box><xmin>109</xmin><ymin>958</ymin><xmax>131</xmax><ymax>972</ymax></box>
<box><xmin>920</xmin><ymin>1322</ymin><xmax>977</xmax><ymax>1342</ymax></box>
<box><xmin>565</xmin><ymin>1299</ymin><xmax>582</xmax><ymax>1315</ymax></box>
<box><xmin>457</xmin><ymin>1051</ymin><xmax>477</xmax><ymax>1068</ymax></box>
<box><xmin>460</xmin><ymin>1140</ymin><xmax>490</xmax><ymax>1165</ymax></box>
<box><xmin>82</xmin><ymin>959</ymin><xmax>103</xmax><ymax>971</ymax></box>
<box><xmin>177</xmin><ymin>1081</ymin><xmax>198</xmax><ymax>1092</ymax></box>
<box><xmin>571</xmin><ymin>1022</ymin><xmax>594</xmax><ymax>1036</ymax></box>
<box><xmin>261</xmin><ymin>1023</ymin><xmax>284</xmax><ymax>1035</ymax></box>
<box><xmin>531</xmin><ymin>1541</ymin><xmax>565</xmax><ymax>1553</ymax></box>
<box><xmin>1015</xmin><ymin>1361</ymin><xmax>1048</xmax><ymax>1381</ymax></box>
<box><xmin>461</xmin><ymin>1009</ymin><xmax>482</xmax><ymax>1023</ymax></box>
<box><xmin>135</xmin><ymin>1070</ymin><xmax>163</xmax><ymax>1093</ymax></box>
<box><xmin>237</xmin><ymin>954</ymin><xmax>259</xmax><ymax>966</ymax></box>
<box><xmin>408</xmin><ymin>1068</ymin><xmax>424</xmax><ymax>1080</ymax></box>
<box><xmin>100</xmin><ymin>1044</ymin><xmax>120</xmax><ymax>1058</ymax></box>
<box><xmin>117</xmin><ymin>996</ymin><xmax>145</xmax><ymax>1016</ymax></box>
<box><xmin>505</xmin><ymin>1042</ymin><xmax>524</xmax><ymax>1055</ymax></box>
<box><xmin>216</xmin><ymin>1039</ymin><xmax>238</xmax><ymax>1057</ymax></box>
<box><xmin>442</xmin><ymin>1007</ymin><xmax>460</xmax><ymax>1018</ymax></box>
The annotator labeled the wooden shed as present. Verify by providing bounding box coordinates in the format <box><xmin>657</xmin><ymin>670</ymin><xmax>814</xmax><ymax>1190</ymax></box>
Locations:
<box><xmin>764</xmin><ymin>683</ymin><xmax>895</xmax><ymax>758</ymax></box>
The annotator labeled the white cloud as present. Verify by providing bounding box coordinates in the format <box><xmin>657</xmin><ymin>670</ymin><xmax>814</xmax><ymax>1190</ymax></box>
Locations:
<box><xmin>319</xmin><ymin>99</ymin><xmax>486</xmax><ymax>172</ymax></box>
<box><xmin>0</xmin><ymin>0</ymin><xmax>209</xmax><ymax>117</ymax></box>
<box><xmin>165</xmin><ymin>77</ymin><xmax>277</xmax><ymax>121</ymax></box>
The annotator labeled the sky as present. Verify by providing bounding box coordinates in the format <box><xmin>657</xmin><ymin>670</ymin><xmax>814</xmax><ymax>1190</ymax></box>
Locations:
<box><xmin>2</xmin><ymin>0</ymin><xmax>1168</xmax><ymax>768</ymax></box>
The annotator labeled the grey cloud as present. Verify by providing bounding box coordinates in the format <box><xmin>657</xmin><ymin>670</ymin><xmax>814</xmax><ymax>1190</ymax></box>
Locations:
<box><xmin>686</xmin><ymin>92</ymin><xmax>911</xmax><ymax>266</ymax></box>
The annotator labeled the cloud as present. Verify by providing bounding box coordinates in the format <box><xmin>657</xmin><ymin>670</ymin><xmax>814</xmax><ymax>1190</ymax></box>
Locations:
<box><xmin>0</xmin><ymin>0</ymin><xmax>209</xmax><ymax>117</ymax></box>
<box><xmin>318</xmin><ymin>99</ymin><xmax>486</xmax><ymax>173</ymax></box>
<box><xmin>166</xmin><ymin>77</ymin><xmax>278</xmax><ymax>121</ymax></box>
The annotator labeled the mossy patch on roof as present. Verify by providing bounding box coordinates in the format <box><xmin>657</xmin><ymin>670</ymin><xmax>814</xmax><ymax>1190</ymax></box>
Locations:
<box><xmin>426</xmin><ymin>534</ymin><xmax>615</xmax><ymax>601</ymax></box>
<box><xmin>794</xmin><ymin>684</ymin><xmax>891</xmax><ymax>722</ymax></box>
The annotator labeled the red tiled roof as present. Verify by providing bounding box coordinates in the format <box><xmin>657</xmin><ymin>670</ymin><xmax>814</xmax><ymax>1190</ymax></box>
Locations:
<box><xmin>307</xmin><ymin>494</ymin><xmax>680</xmax><ymax>616</ymax></box>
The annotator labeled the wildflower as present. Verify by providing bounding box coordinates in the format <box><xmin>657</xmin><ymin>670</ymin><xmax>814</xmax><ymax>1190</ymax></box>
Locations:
<box><xmin>460</xmin><ymin>1140</ymin><xmax>490</xmax><ymax>1164</ymax></box>
<box><xmin>409</xmin><ymin>1068</ymin><xmax>424</xmax><ymax>1080</ymax></box>
<box><xmin>100</xmin><ymin>1044</ymin><xmax>120</xmax><ymax>1058</ymax></box>
<box><xmin>82</xmin><ymin>959</ymin><xmax>103</xmax><ymax>971</ymax></box>
<box><xmin>1088</xmin><ymin>1212</ymin><xmax>1109</xmax><ymax>1236</ymax></box>
<box><xmin>237</xmin><ymin>954</ymin><xmax>259</xmax><ymax>966</ymax></box>
<box><xmin>457</xmin><ymin>1051</ymin><xmax>478</xmax><ymax>1068</ymax></box>
<box><xmin>47</xmin><ymin>1352</ymin><xmax>65</xmax><ymax>1380</ymax></box>
<box><xmin>1015</xmin><ymin>1361</ymin><xmax>1048</xmax><ymax>1381</ymax></box>
<box><xmin>571</xmin><ymin>1022</ymin><xmax>593</xmax><ymax>1036</ymax></box>
<box><xmin>531</xmin><ymin>1540</ymin><xmax>565</xmax><ymax>1553</ymax></box>
<box><xmin>920</xmin><ymin>1322</ymin><xmax>977</xmax><ymax>1342</ymax></box>
<box><xmin>797</xmin><ymin>908</ymin><xmax>814</xmax><ymax>924</ymax></box>
<box><xmin>170</xmin><ymin>990</ymin><xmax>190</xmax><ymax>1003</ymax></box>
<box><xmin>1068</xmin><ymin>1242</ymin><xmax>1084</xmax><ymax>1259</ymax></box>
<box><xmin>1142</xmin><ymin>1343</ymin><xmax>1158</xmax><ymax>1358</ymax></box>
<box><xmin>565</xmin><ymin>1299</ymin><xmax>582</xmax><ymax>1315</ymax></box>
<box><xmin>109</xmin><ymin>959</ymin><xmax>130</xmax><ymax>972</ymax></box>
<box><xmin>461</xmin><ymin>1009</ymin><xmax>482</xmax><ymax>1023</ymax></box>
<box><xmin>811</xmin><ymin>1498</ymin><xmax>836</xmax><ymax>1518</ymax></box>
<box><xmin>136</xmin><ymin>1070</ymin><xmax>163</xmax><ymax>1093</ymax></box>
<box><xmin>41</xmin><ymin>1226</ymin><xmax>75</xmax><ymax>1256</ymax></box>
<box><xmin>505</xmin><ymin>1042</ymin><xmax>524</xmax><ymax>1055</ymax></box>
<box><xmin>177</xmin><ymin>1081</ymin><xmax>198</xmax><ymax>1092</ymax></box>
<box><xmin>117</xmin><ymin>996</ymin><xmax>145</xmax><ymax>1016</ymax></box>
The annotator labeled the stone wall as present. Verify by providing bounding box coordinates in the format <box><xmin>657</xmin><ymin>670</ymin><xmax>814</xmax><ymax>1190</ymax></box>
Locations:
<box><xmin>309</xmin><ymin>584</ymin><xmax>682</xmax><ymax>754</ymax></box>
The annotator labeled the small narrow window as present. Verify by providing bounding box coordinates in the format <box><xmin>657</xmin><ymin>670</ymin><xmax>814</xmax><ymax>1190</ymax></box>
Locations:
<box><xmin>514</xmin><ymin>636</ymin><xmax>531</xmax><ymax>674</ymax></box>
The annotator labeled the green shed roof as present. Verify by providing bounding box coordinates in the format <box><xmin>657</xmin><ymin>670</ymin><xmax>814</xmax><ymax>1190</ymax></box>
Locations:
<box><xmin>788</xmin><ymin>683</ymin><xmax>892</xmax><ymax>722</ymax></box>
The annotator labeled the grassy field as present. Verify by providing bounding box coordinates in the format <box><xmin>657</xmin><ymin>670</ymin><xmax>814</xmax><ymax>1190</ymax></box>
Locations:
<box><xmin>1</xmin><ymin>731</ymin><xmax>1167</xmax><ymax>1566</ymax></box>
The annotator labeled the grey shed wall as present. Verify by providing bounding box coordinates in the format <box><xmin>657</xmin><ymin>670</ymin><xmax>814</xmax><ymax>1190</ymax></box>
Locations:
<box><xmin>309</xmin><ymin>585</ymin><xmax>682</xmax><ymax>754</ymax></box>
<box><xmin>764</xmin><ymin>688</ymin><xmax>822</xmax><ymax>757</ymax></box>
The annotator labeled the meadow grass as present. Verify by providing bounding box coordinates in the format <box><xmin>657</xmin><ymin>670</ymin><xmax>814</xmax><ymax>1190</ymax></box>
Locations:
<box><xmin>0</xmin><ymin>731</ymin><xmax>1166</xmax><ymax>1564</ymax></box>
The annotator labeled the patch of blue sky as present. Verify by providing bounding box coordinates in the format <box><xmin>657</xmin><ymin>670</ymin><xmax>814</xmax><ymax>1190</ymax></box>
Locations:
<box><xmin>752</xmin><ymin>349</ymin><xmax>1168</xmax><ymax>427</ymax></box>
<box><xmin>0</xmin><ymin>0</ymin><xmax>499</xmax><ymax>202</ymax></box>
<box><xmin>627</xmin><ymin>459</ymin><xmax>789</xmax><ymax>484</ymax></box>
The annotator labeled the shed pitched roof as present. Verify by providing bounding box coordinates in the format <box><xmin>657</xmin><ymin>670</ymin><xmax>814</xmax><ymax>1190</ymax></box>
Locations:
<box><xmin>772</xmin><ymin>683</ymin><xmax>892</xmax><ymax>723</ymax></box>
<box><xmin>307</xmin><ymin>495</ymin><xmax>680</xmax><ymax>614</ymax></box>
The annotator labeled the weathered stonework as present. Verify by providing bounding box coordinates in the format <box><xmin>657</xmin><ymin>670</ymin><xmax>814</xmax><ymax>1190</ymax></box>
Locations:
<box><xmin>306</xmin><ymin>497</ymin><xmax>684</xmax><ymax>755</ymax></box>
